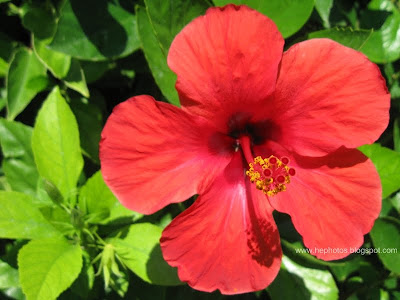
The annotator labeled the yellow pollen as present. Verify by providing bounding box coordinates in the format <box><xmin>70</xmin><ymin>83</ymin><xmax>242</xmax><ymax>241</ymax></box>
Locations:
<box><xmin>246</xmin><ymin>155</ymin><xmax>296</xmax><ymax>196</ymax></box>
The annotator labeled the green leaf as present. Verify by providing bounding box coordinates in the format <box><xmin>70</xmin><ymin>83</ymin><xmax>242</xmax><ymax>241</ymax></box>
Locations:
<box><xmin>96</xmin><ymin>243</ymin><xmax>129</xmax><ymax>295</ymax></box>
<box><xmin>110</xmin><ymin>223</ymin><xmax>181</xmax><ymax>285</ymax></box>
<box><xmin>140</xmin><ymin>0</ymin><xmax>209</xmax><ymax>103</ymax></box>
<box><xmin>384</xmin><ymin>62</ymin><xmax>400</xmax><ymax>100</ymax></box>
<box><xmin>390</xmin><ymin>192</ymin><xmax>400</xmax><ymax>213</ymax></box>
<box><xmin>0</xmin><ymin>176</ymin><xmax>11</xmax><ymax>191</ymax></box>
<box><xmin>0</xmin><ymin>94</ymin><xmax>6</xmax><ymax>112</ymax></box>
<box><xmin>0</xmin><ymin>59</ymin><xmax>7</xmax><ymax>78</ymax></box>
<box><xmin>213</xmin><ymin>0</ymin><xmax>315</xmax><ymax>38</ymax></box>
<box><xmin>49</xmin><ymin>0</ymin><xmax>140</xmax><ymax>61</ymax></box>
<box><xmin>268</xmin><ymin>256</ymin><xmax>339</xmax><ymax>300</ymax></box>
<box><xmin>21</xmin><ymin>3</ymin><xmax>57</xmax><ymax>40</ymax></box>
<box><xmin>0</xmin><ymin>32</ymin><xmax>18</xmax><ymax>78</ymax></box>
<box><xmin>144</xmin><ymin>0</ymin><xmax>209</xmax><ymax>54</ymax></box>
<box><xmin>0</xmin><ymin>191</ymin><xmax>59</xmax><ymax>239</ymax></box>
<box><xmin>370</xmin><ymin>217</ymin><xmax>400</xmax><ymax>274</ymax></box>
<box><xmin>33</xmin><ymin>37</ymin><xmax>71</xmax><ymax>79</ymax></box>
<box><xmin>39</xmin><ymin>178</ymin><xmax>63</xmax><ymax>206</ymax></box>
<box><xmin>33</xmin><ymin>38</ymin><xmax>89</xmax><ymax>97</ymax></box>
<box><xmin>1</xmin><ymin>286</ymin><xmax>25</xmax><ymax>300</ymax></box>
<box><xmin>79</xmin><ymin>171</ymin><xmax>140</xmax><ymax>224</ymax></box>
<box><xmin>70</xmin><ymin>97</ymin><xmax>102</xmax><ymax>162</ymax></box>
<box><xmin>308</xmin><ymin>27</ymin><xmax>373</xmax><ymax>50</ymax></box>
<box><xmin>330</xmin><ymin>256</ymin><xmax>365</xmax><ymax>282</ymax></box>
<box><xmin>380</xmin><ymin>197</ymin><xmax>394</xmax><ymax>217</ymax></box>
<box><xmin>359</xmin><ymin>144</ymin><xmax>400</xmax><ymax>198</ymax></box>
<box><xmin>360</xmin><ymin>0</ymin><xmax>400</xmax><ymax>63</ymax></box>
<box><xmin>63</xmin><ymin>59</ymin><xmax>89</xmax><ymax>97</ymax></box>
<box><xmin>0</xmin><ymin>260</ymin><xmax>19</xmax><ymax>289</ymax></box>
<box><xmin>281</xmin><ymin>240</ymin><xmax>344</xmax><ymax>268</ymax></box>
<box><xmin>6</xmin><ymin>48</ymin><xmax>47</xmax><ymax>120</ymax></box>
<box><xmin>32</xmin><ymin>86</ymin><xmax>83</xmax><ymax>200</ymax></box>
<box><xmin>136</xmin><ymin>6</ymin><xmax>179</xmax><ymax>106</ymax></box>
<box><xmin>0</xmin><ymin>119</ymin><xmax>39</xmax><ymax>197</ymax></box>
<box><xmin>69</xmin><ymin>251</ymin><xmax>94</xmax><ymax>300</ymax></box>
<box><xmin>39</xmin><ymin>204</ymin><xmax>74</xmax><ymax>235</ymax></box>
<box><xmin>315</xmin><ymin>0</ymin><xmax>333</xmax><ymax>28</ymax></box>
<box><xmin>394</xmin><ymin>118</ymin><xmax>400</xmax><ymax>153</ymax></box>
<box><xmin>80</xmin><ymin>60</ymin><xmax>113</xmax><ymax>84</ymax></box>
<box><xmin>0</xmin><ymin>32</ymin><xmax>17</xmax><ymax>61</ymax></box>
<box><xmin>32</xmin><ymin>178</ymin><xmax>62</xmax><ymax>208</ymax></box>
<box><xmin>18</xmin><ymin>238</ymin><xmax>83</xmax><ymax>300</ymax></box>
<box><xmin>0</xmin><ymin>119</ymin><xmax>39</xmax><ymax>196</ymax></box>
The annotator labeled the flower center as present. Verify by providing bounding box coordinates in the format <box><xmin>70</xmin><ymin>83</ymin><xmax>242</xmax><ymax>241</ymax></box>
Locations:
<box><xmin>245</xmin><ymin>155</ymin><xmax>296</xmax><ymax>196</ymax></box>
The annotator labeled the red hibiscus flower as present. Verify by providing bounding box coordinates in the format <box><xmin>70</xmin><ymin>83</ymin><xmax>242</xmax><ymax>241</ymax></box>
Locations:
<box><xmin>100</xmin><ymin>4</ymin><xmax>390</xmax><ymax>295</ymax></box>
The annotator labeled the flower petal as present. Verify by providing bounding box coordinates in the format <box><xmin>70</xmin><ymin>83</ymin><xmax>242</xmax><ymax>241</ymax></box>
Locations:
<box><xmin>168</xmin><ymin>5</ymin><xmax>284</xmax><ymax>130</ymax></box>
<box><xmin>272</xmin><ymin>39</ymin><xmax>390</xmax><ymax>156</ymax></box>
<box><xmin>269</xmin><ymin>148</ymin><xmax>382</xmax><ymax>260</ymax></box>
<box><xmin>99</xmin><ymin>95</ymin><xmax>233</xmax><ymax>214</ymax></box>
<box><xmin>160</xmin><ymin>153</ymin><xmax>282</xmax><ymax>294</ymax></box>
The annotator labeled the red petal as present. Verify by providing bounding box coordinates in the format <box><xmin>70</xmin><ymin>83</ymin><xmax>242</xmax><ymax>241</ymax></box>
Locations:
<box><xmin>100</xmin><ymin>95</ymin><xmax>232</xmax><ymax>214</ymax></box>
<box><xmin>272</xmin><ymin>39</ymin><xmax>390</xmax><ymax>156</ymax></box>
<box><xmin>168</xmin><ymin>5</ymin><xmax>284</xmax><ymax>131</ymax></box>
<box><xmin>160</xmin><ymin>153</ymin><xmax>282</xmax><ymax>294</ymax></box>
<box><xmin>269</xmin><ymin>148</ymin><xmax>382</xmax><ymax>260</ymax></box>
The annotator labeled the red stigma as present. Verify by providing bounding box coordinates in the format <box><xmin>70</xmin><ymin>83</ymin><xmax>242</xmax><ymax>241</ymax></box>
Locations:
<box><xmin>281</xmin><ymin>157</ymin><xmax>289</xmax><ymax>165</ymax></box>
<box><xmin>245</xmin><ymin>155</ymin><xmax>296</xmax><ymax>196</ymax></box>
<box><xmin>263</xmin><ymin>169</ymin><xmax>272</xmax><ymax>177</ymax></box>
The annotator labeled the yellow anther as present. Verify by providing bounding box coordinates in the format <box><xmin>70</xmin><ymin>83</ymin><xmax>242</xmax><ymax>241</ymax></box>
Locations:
<box><xmin>256</xmin><ymin>181</ymin><xmax>263</xmax><ymax>190</ymax></box>
<box><xmin>245</xmin><ymin>155</ymin><xmax>296</xmax><ymax>197</ymax></box>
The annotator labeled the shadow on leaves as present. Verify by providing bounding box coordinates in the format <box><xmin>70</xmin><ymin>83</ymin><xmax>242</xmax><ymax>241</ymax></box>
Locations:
<box><xmin>70</xmin><ymin>0</ymin><xmax>127</xmax><ymax>57</ymax></box>
<box><xmin>146</xmin><ymin>244</ymin><xmax>182</xmax><ymax>286</ymax></box>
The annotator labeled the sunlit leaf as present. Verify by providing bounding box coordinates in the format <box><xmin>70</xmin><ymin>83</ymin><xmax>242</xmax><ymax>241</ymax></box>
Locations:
<box><xmin>33</xmin><ymin>37</ymin><xmax>71</xmax><ymax>79</ymax></box>
<box><xmin>6</xmin><ymin>48</ymin><xmax>47</xmax><ymax>120</ymax></box>
<box><xmin>78</xmin><ymin>171</ymin><xmax>141</xmax><ymax>224</ymax></box>
<box><xmin>359</xmin><ymin>144</ymin><xmax>400</xmax><ymax>198</ymax></box>
<box><xmin>213</xmin><ymin>0</ymin><xmax>314</xmax><ymax>38</ymax></box>
<box><xmin>0</xmin><ymin>59</ymin><xmax>7</xmax><ymax>78</ymax></box>
<box><xmin>0</xmin><ymin>119</ymin><xmax>39</xmax><ymax>197</ymax></box>
<box><xmin>63</xmin><ymin>59</ymin><xmax>89</xmax><ymax>97</ymax></box>
<box><xmin>39</xmin><ymin>204</ymin><xmax>74</xmax><ymax>235</ymax></box>
<box><xmin>390</xmin><ymin>192</ymin><xmax>400</xmax><ymax>213</ymax></box>
<box><xmin>32</xmin><ymin>86</ymin><xmax>83</xmax><ymax>200</ymax></box>
<box><xmin>18</xmin><ymin>238</ymin><xmax>83</xmax><ymax>300</ymax></box>
<box><xmin>110</xmin><ymin>223</ymin><xmax>181</xmax><ymax>286</ymax></box>
<box><xmin>0</xmin><ymin>191</ymin><xmax>59</xmax><ymax>239</ymax></box>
